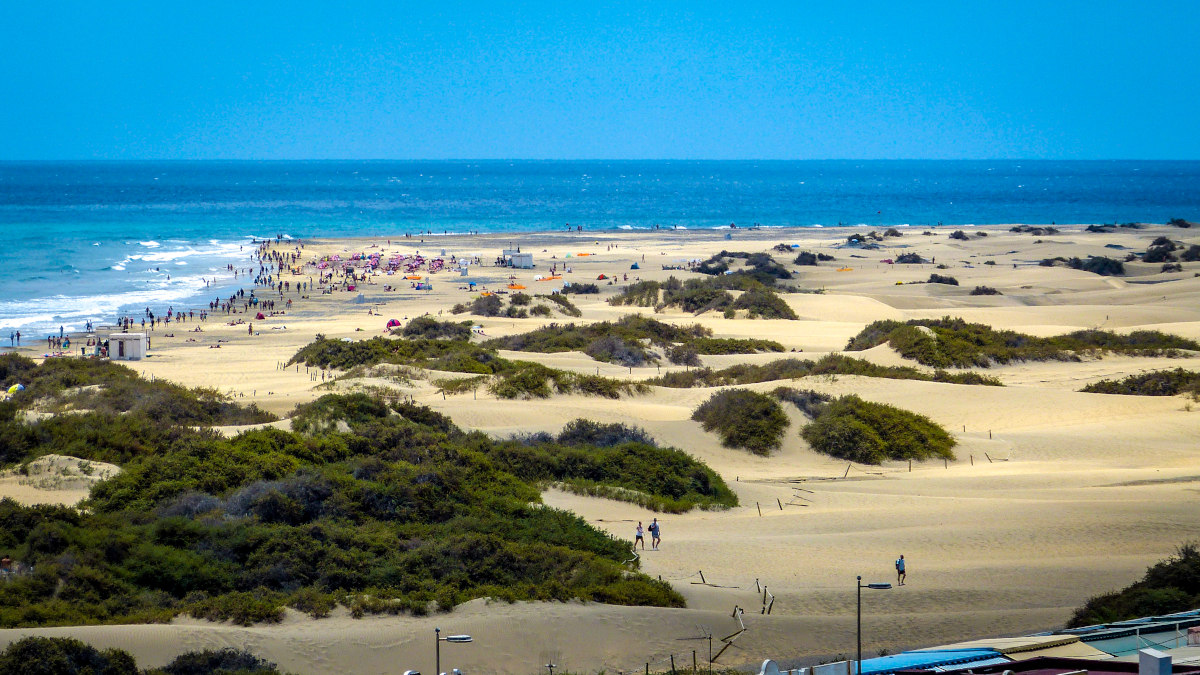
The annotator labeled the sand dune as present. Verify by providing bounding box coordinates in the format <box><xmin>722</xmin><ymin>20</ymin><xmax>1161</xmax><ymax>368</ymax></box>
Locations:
<box><xmin>4</xmin><ymin>224</ymin><xmax>1200</xmax><ymax>673</ymax></box>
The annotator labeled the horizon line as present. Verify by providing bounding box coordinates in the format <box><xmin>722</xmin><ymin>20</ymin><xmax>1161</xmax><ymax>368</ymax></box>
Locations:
<box><xmin>2</xmin><ymin>157</ymin><xmax>1200</xmax><ymax>163</ymax></box>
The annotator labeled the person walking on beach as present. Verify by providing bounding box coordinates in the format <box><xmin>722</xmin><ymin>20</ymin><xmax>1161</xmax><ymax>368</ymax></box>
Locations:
<box><xmin>895</xmin><ymin>555</ymin><xmax>906</xmax><ymax>586</ymax></box>
<box><xmin>15</xmin><ymin>332</ymin><xmax>20</xmax><ymax>345</ymax></box>
<box><xmin>649</xmin><ymin>518</ymin><xmax>661</xmax><ymax>550</ymax></box>
<box><xmin>634</xmin><ymin>522</ymin><xmax>645</xmax><ymax>550</ymax></box>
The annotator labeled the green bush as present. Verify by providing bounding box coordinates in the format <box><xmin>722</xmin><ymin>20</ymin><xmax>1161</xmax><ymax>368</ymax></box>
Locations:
<box><xmin>970</xmin><ymin>286</ymin><xmax>1002</xmax><ymax>295</ymax></box>
<box><xmin>1081</xmin><ymin>369</ymin><xmax>1200</xmax><ymax>397</ymax></box>
<box><xmin>691</xmin><ymin>390</ymin><xmax>789</xmax><ymax>456</ymax></box>
<box><xmin>799</xmin><ymin>395</ymin><xmax>956</xmax><ymax>464</ymax></box>
<box><xmin>0</xmin><ymin>636</ymin><xmax>138</xmax><ymax>675</ymax></box>
<box><xmin>645</xmin><ymin>353</ymin><xmax>1001</xmax><ymax>388</ymax></box>
<box><xmin>562</xmin><ymin>283</ymin><xmax>600</xmax><ymax>294</ymax></box>
<box><xmin>731</xmin><ymin>288</ymin><xmax>798</xmax><ymax>319</ymax></box>
<box><xmin>1069</xmin><ymin>543</ymin><xmax>1200</xmax><ymax>627</ymax></box>
<box><xmin>846</xmin><ymin>317</ymin><xmax>1199</xmax><ymax>368</ymax></box>
<box><xmin>928</xmin><ymin>274</ymin><xmax>959</xmax><ymax>286</ymax></box>
<box><xmin>540</xmin><ymin>293</ymin><xmax>582</xmax><ymax>317</ymax></box>
<box><xmin>400</xmin><ymin>317</ymin><xmax>472</xmax><ymax>341</ymax></box>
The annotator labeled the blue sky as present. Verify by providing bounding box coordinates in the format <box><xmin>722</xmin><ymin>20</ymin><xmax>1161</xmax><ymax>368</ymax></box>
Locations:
<box><xmin>2</xmin><ymin>2</ymin><xmax>1197</xmax><ymax>159</ymax></box>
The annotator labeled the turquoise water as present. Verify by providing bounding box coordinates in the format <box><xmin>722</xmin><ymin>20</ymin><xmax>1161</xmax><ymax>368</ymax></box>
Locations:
<box><xmin>1</xmin><ymin>160</ymin><xmax>1198</xmax><ymax>335</ymax></box>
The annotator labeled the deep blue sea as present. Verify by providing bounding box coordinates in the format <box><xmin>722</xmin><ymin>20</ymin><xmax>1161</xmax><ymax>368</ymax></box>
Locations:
<box><xmin>1</xmin><ymin>160</ymin><xmax>1198</xmax><ymax>336</ymax></box>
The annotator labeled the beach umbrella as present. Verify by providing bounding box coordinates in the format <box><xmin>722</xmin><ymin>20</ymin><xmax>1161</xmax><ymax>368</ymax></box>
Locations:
<box><xmin>386</xmin><ymin>319</ymin><xmax>402</xmax><ymax>328</ymax></box>
<box><xmin>7</xmin><ymin>384</ymin><xmax>24</xmax><ymax>394</ymax></box>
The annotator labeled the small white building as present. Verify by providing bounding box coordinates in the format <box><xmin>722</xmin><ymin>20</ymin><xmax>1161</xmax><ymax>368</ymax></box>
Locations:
<box><xmin>109</xmin><ymin>333</ymin><xmax>148</xmax><ymax>360</ymax></box>
<box><xmin>506</xmin><ymin>252</ymin><xmax>534</xmax><ymax>269</ymax></box>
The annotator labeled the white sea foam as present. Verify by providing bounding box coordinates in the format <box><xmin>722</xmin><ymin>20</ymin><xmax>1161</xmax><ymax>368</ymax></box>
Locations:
<box><xmin>139</xmin><ymin>240</ymin><xmax>161</xmax><ymax>248</ymax></box>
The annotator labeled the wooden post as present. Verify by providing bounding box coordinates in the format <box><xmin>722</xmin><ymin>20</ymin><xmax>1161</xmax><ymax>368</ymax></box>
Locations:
<box><xmin>646</xmin><ymin>664</ymin><xmax>650</xmax><ymax>675</ymax></box>
<box><xmin>777</xmin><ymin>498</ymin><xmax>783</xmax><ymax>510</ymax></box>
<box><xmin>944</xmin><ymin>457</ymin><xmax>948</xmax><ymax>469</ymax></box>
<box><xmin>970</xmin><ymin>454</ymin><xmax>974</xmax><ymax>466</ymax></box>
<box><xmin>757</xmin><ymin>502</ymin><xmax>762</xmax><ymax>517</ymax></box>
<box><xmin>988</xmin><ymin>429</ymin><xmax>992</xmax><ymax>439</ymax></box>
<box><xmin>693</xmin><ymin>650</ymin><xmax>697</xmax><ymax>674</ymax></box>
<box><xmin>671</xmin><ymin>654</ymin><xmax>676</xmax><ymax>675</ymax></box>
<box><xmin>698</xmin><ymin>570</ymin><xmax>706</xmax><ymax>584</ymax></box>
<box><xmin>908</xmin><ymin>459</ymin><xmax>912</xmax><ymax>472</ymax></box>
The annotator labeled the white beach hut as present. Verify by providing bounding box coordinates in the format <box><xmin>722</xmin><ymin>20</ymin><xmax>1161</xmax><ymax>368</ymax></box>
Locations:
<box><xmin>109</xmin><ymin>333</ymin><xmax>148</xmax><ymax>360</ymax></box>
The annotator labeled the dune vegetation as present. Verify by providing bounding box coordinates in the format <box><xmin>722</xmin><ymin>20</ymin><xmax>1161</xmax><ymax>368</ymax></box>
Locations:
<box><xmin>846</xmin><ymin>317</ymin><xmax>1199</xmax><ymax>368</ymax></box>
<box><xmin>0</xmin><ymin>637</ymin><xmax>289</xmax><ymax>675</ymax></box>
<box><xmin>646</xmin><ymin>353</ymin><xmax>1002</xmax><ymax>388</ymax></box>
<box><xmin>691</xmin><ymin>389</ymin><xmax>789</xmax><ymax>456</ymax></box>
<box><xmin>1081</xmin><ymin>369</ymin><xmax>1200</xmax><ymax>398</ymax></box>
<box><xmin>1069</xmin><ymin>543</ymin><xmax>1200</xmax><ymax>627</ymax></box>
<box><xmin>0</xmin><ymin>357</ymin><xmax>746</xmax><ymax>628</ymax></box>
<box><xmin>609</xmin><ymin>275</ymin><xmax>799</xmax><ymax>319</ymax></box>
<box><xmin>776</xmin><ymin>388</ymin><xmax>957</xmax><ymax>465</ymax></box>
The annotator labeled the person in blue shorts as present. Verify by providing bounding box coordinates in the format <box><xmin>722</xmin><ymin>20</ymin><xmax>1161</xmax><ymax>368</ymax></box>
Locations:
<box><xmin>895</xmin><ymin>555</ymin><xmax>906</xmax><ymax>585</ymax></box>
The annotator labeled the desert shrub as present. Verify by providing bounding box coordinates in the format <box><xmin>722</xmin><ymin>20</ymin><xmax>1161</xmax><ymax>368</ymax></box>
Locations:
<box><xmin>895</xmin><ymin>253</ymin><xmax>925</xmax><ymax>264</ymax></box>
<box><xmin>585</xmin><ymin>336</ymin><xmax>651</xmax><ymax>367</ymax></box>
<box><xmin>846</xmin><ymin>317</ymin><xmax>1198</xmax><ymax>368</ymax></box>
<box><xmin>401</xmin><ymin>317</ymin><xmax>472</xmax><ymax>341</ymax></box>
<box><xmin>666</xmin><ymin>345</ymin><xmax>701</xmax><ymax>366</ymax></box>
<box><xmin>488</xmin><ymin>362</ymin><xmax>646</xmax><ymax>399</ymax></box>
<box><xmin>467</xmin><ymin>294</ymin><xmax>504</xmax><ymax>316</ymax></box>
<box><xmin>644</xmin><ymin>353</ymin><xmax>1001</xmax><ymax>388</ymax></box>
<box><xmin>433</xmin><ymin>375</ymin><xmax>489</xmax><ymax>396</ymax></box>
<box><xmin>0</xmin><ymin>637</ymin><xmax>138</xmax><ymax>675</ymax></box>
<box><xmin>539</xmin><ymin>293</ymin><xmax>582</xmax><ymax>317</ymax></box>
<box><xmin>1011</xmin><ymin>225</ymin><xmax>1060</xmax><ymax>235</ymax></box>
<box><xmin>1081</xmin><ymin>369</ymin><xmax>1200</xmax><ymax>397</ymax></box>
<box><xmin>556</xmin><ymin>419</ymin><xmax>657</xmax><ymax>447</ymax></box>
<box><xmin>948</xmin><ymin>230</ymin><xmax>969</xmax><ymax>241</ymax></box>
<box><xmin>687</xmin><ymin>338</ymin><xmax>785</xmax><ymax>355</ymax></box>
<box><xmin>608</xmin><ymin>280</ymin><xmax>662</xmax><ymax>307</ymax></box>
<box><xmin>509</xmin><ymin>292</ymin><xmax>532</xmax><ymax>306</ymax></box>
<box><xmin>504</xmin><ymin>306</ymin><xmax>529</xmax><ymax>319</ymax></box>
<box><xmin>795</xmin><ymin>251</ymin><xmax>819</xmax><ymax>265</ymax></box>
<box><xmin>288</xmin><ymin>337</ymin><xmax>506</xmax><ymax>373</ymax></box>
<box><xmin>884</xmin><ymin>228</ymin><xmax>902</xmax><ymax>237</ymax></box>
<box><xmin>818</xmin><ymin>253</ymin><xmax>836</xmax><ymax>261</ymax></box>
<box><xmin>799</xmin><ymin>395</ymin><xmax>955</xmax><ymax>464</ymax></box>
<box><xmin>927</xmin><ymin>274</ymin><xmax>959</xmax><ymax>286</ymax></box>
<box><xmin>1069</xmin><ymin>543</ymin><xmax>1200</xmax><ymax>627</ymax></box>
<box><xmin>984</xmin><ymin>260</ymin><xmax>997</xmax><ymax>265</ymax></box>
<box><xmin>1068</xmin><ymin>256</ymin><xmax>1125</xmax><ymax>276</ymax></box>
<box><xmin>562</xmin><ymin>283</ymin><xmax>600</xmax><ymax>294</ymax></box>
<box><xmin>694</xmin><ymin>251</ymin><xmax>792</xmax><ymax>285</ymax></box>
<box><xmin>731</xmin><ymin>288</ymin><xmax>799</xmax><ymax>319</ymax></box>
<box><xmin>161</xmin><ymin>647</ymin><xmax>284</xmax><ymax>675</ymax></box>
<box><xmin>691</xmin><ymin>390</ymin><xmax>789</xmax><ymax>456</ymax></box>
<box><xmin>483</xmin><ymin>315</ymin><xmax>708</xmax><ymax>362</ymax></box>
<box><xmin>970</xmin><ymin>286</ymin><xmax>1002</xmax><ymax>295</ymax></box>
<box><xmin>1143</xmin><ymin>246</ymin><xmax>1178</xmax><ymax>263</ymax></box>
<box><xmin>771</xmin><ymin>387</ymin><xmax>832</xmax><ymax>418</ymax></box>
<box><xmin>530</xmin><ymin>304</ymin><xmax>552</xmax><ymax>317</ymax></box>
<box><xmin>1163</xmin><ymin>263</ymin><xmax>1183</xmax><ymax>273</ymax></box>
<box><xmin>1167</xmin><ymin>218</ymin><xmax>1193</xmax><ymax>228</ymax></box>
<box><xmin>1181</xmin><ymin>245</ymin><xmax>1200</xmax><ymax>262</ymax></box>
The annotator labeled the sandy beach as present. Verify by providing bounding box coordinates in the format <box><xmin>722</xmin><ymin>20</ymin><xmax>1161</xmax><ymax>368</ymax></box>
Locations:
<box><xmin>3</xmin><ymin>223</ymin><xmax>1200</xmax><ymax>674</ymax></box>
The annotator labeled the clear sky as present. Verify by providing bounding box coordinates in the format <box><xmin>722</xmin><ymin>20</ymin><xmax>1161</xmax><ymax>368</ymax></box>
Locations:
<box><xmin>2</xmin><ymin>2</ymin><xmax>1198</xmax><ymax>160</ymax></box>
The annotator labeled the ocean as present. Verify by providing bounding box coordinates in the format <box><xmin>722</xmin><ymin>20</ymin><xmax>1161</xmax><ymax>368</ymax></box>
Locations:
<box><xmin>1</xmin><ymin>160</ymin><xmax>1198</xmax><ymax>336</ymax></box>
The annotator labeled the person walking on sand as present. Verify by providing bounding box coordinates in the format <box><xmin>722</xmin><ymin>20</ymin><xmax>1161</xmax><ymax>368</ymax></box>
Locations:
<box><xmin>649</xmin><ymin>518</ymin><xmax>661</xmax><ymax>550</ymax></box>
<box><xmin>895</xmin><ymin>555</ymin><xmax>906</xmax><ymax>586</ymax></box>
<box><xmin>634</xmin><ymin>522</ymin><xmax>645</xmax><ymax>550</ymax></box>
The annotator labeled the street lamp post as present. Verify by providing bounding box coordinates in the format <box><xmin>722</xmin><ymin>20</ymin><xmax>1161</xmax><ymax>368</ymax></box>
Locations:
<box><xmin>435</xmin><ymin>627</ymin><xmax>473</xmax><ymax>675</ymax></box>
<box><xmin>856</xmin><ymin>576</ymin><xmax>892</xmax><ymax>675</ymax></box>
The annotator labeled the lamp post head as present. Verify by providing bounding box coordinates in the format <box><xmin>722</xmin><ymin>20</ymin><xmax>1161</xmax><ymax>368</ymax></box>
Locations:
<box><xmin>866</xmin><ymin>583</ymin><xmax>892</xmax><ymax>590</ymax></box>
<box><xmin>445</xmin><ymin>635</ymin><xmax>473</xmax><ymax>643</ymax></box>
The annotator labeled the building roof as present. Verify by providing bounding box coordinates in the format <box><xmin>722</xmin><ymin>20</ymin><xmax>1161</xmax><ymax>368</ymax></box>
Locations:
<box><xmin>912</xmin><ymin>635</ymin><xmax>1111</xmax><ymax>660</ymax></box>
<box><xmin>857</xmin><ymin>649</ymin><xmax>1005</xmax><ymax>675</ymax></box>
<box><xmin>897</xmin><ymin>655</ymin><xmax>1200</xmax><ymax>675</ymax></box>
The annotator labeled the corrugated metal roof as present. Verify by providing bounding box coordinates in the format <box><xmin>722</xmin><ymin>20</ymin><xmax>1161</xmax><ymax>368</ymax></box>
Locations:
<box><xmin>857</xmin><ymin>649</ymin><xmax>1005</xmax><ymax>675</ymax></box>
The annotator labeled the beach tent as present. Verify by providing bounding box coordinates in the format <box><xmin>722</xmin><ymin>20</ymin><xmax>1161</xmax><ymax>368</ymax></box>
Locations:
<box><xmin>6</xmin><ymin>384</ymin><xmax>24</xmax><ymax>394</ymax></box>
<box><xmin>386</xmin><ymin>319</ymin><xmax>402</xmax><ymax>329</ymax></box>
<box><xmin>630</xmin><ymin>262</ymin><xmax>640</xmax><ymax>270</ymax></box>
<box><xmin>255</xmin><ymin>312</ymin><xmax>266</xmax><ymax>320</ymax></box>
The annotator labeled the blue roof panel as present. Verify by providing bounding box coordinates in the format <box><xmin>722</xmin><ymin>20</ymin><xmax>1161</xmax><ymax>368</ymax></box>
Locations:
<box><xmin>856</xmin><ymin>649</ymin><xmax>1003</xmax><ymax>675</ymax></box>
